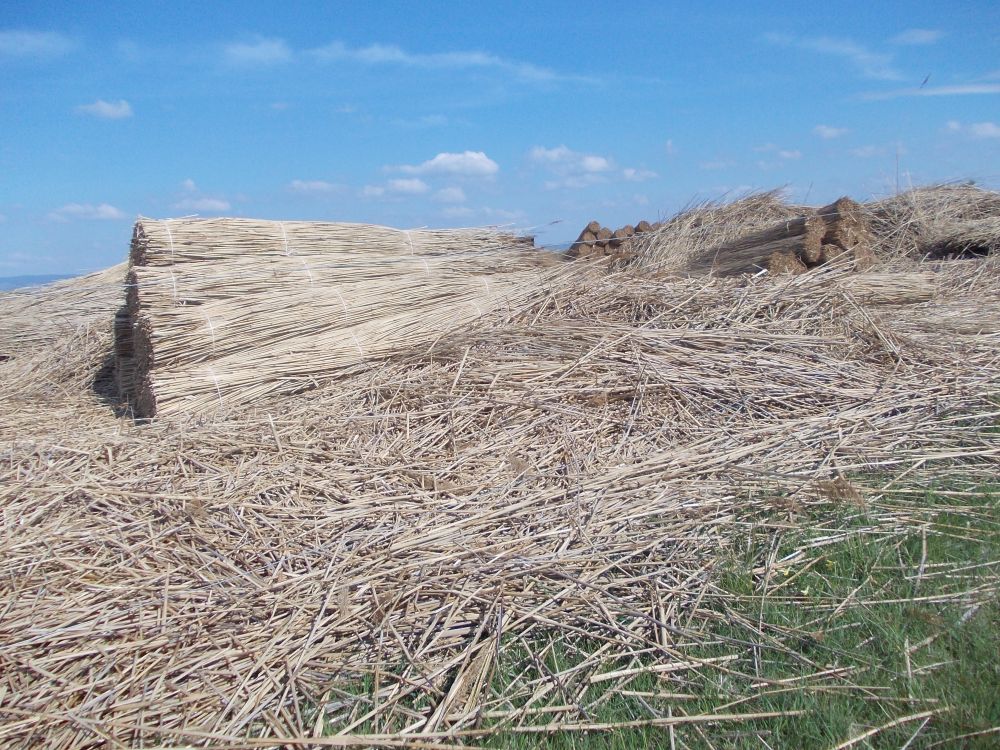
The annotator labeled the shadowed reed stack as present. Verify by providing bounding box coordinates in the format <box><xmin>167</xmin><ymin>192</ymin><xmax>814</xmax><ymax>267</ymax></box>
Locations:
<box><xmin>115</xmin><ymin>217</ymin><xmax>553</xmax><ymax>418</ymax></box>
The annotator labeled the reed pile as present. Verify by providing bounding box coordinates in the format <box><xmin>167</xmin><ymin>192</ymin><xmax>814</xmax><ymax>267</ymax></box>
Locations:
<box><xmin>865</xmin><ymin>182</ymin><xmax>1000</xmax><ymax>258</ymax></box>
<box><xmin>117</xmin><ymin>218</ymin><xmax>554</xmax><ymax>418</ymax></box>
<box><xmin>0</xmin><ymin>188</ymin><xmax>998</xmax><ymax>747</ymax></box>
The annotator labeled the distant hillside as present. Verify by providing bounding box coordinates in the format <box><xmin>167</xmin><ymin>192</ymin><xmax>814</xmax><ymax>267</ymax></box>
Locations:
<box><xmin>0</xmin><ymin>274</ymin><xmax>75</xmax><ymax>292</ymax></box>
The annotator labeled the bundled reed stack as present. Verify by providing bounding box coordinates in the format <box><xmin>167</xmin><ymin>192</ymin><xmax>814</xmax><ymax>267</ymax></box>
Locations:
<box><xmin>116</xmin><ymin>218</ymin><xmax>548</xmax><ymax>418</ymax></box>
<box><xmin>685</xmin><ymin>197</ymin><xmax>874</xmax><ymax>276</ymax></box>
<box><xmin>568</xmin><ymin>219</ymin><xmax>658</xmax><ymax>259</ymax></box>
<box><xmin>865</xmin><ymin>183</ymin><xmax>1000</xmax><ymax>259</ymax></box>
<box><xmin>578</xmin><ymin>196</ymin><xmax>876</xmax><ymax>277</ymax></box>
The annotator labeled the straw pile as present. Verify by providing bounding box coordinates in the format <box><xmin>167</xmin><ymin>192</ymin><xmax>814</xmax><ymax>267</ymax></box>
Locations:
<box><xmin>1</xmin><ymin>187</ymin><xmax>999</xmax><ymax>748</ymax></box>
<box><xmin>865</xmin><ymin>182</ymin><xmax>1000</xmax><ymax>258</ymax></box>
<box><xmin>116</xmin><ymin>218</ymin><xmax>553</xmax><ymax>418</ymax></box>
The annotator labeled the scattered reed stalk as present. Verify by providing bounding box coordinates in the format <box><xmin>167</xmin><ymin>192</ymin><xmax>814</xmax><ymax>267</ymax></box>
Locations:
<box><xmin>0</xmin><ymin>190</ymin><xmax>997</xmax><ymax>747</ymax></box>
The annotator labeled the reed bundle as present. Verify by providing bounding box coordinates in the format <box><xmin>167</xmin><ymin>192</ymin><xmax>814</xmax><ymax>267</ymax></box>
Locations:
<box><xmin>865</xmin><ymin>183</ymin><xmax>1000</xmax><ymax>258</ymax></box>
<box><xmin>118</xmin><ymin>218</ymin><xmax>558</xmax><ymax>418</ymax></box>
<box><xmin>0</xmin><ymin>192</ymin><xmax>998</xmax><ymax>747</ymax></box>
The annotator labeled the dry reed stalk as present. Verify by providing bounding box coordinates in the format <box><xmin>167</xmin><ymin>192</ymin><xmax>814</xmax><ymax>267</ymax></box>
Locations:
<box><xmin>865</xmin><ymin>183</ymin><xmax>1000</xmax><ymax>259</ymax></box>
<box><xmin>118</xmin><ymin>218</ymin><xmax>561</xmax><ymax>417</ymax></box>
<box><xmin>0</xmin><ymin>204</ymin><xmax>998</xmax><ymax>747</ymax></box>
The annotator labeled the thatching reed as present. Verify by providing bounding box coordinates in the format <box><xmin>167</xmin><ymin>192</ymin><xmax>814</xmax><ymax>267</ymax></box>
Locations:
<box><xmin>118</xmin><ymin>218</ymin><xmax>559</xmax><ymax>418</ymax></box>
<box><xmin>0</xmin><ymin>190</ymin><xmax>998</xmax><ymax>747</ymax></box>
<box><xmin>865</xmin><ymin>182</ymin><xmax>1000</xmax><ymax>258</ymax></box>
<box><xmin>609</xmin><ymin>184</ymin><xmax>1000</xmax><ymax>276</ymax></box>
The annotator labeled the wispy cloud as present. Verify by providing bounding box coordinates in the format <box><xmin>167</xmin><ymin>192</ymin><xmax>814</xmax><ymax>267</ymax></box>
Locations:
<box><xmin>970</xmin><ymin>122</ymin><xmax>1000</xmax><ymax>138</ymax></box>
<box><xmin>396</xmin><ymin>151</ymin><xmax>499</xmax><ymax>177</ymax></box>
<box><xmin>433</xmin><ymin>186</ymin><xmax>467</xmax><ymax>203</ymax></box>
<box><xmin>890</xmin><ymin>29</ymin><xmax>944</xmax><ymax>45</ymax></box>
<box><xmin>0</xmin><ymin>30</ymin><xmax>74</xmax><ymax>59</ymax></box>
<box><xmin>763</xmin><ymin>33</ymin><xmax>901</xmax><ymax>80</ymax></box>
<box><xmin>863</xmin><ymin>83</ymin><xmax>1000</xmax><ymax>100</ymax></box>
<box><xmin>530</xmin><ymin>145</ymin><xmax>612</xmax><ymax>173</ymax></box>
<box><xmin>75</xmin><ymin>99</ymin><xmax>133</xmax><ymax>119</ymax></box>
<box><xmin>361</xmin><ymin>178</ymin><xmax>431</xmax><ymax>198</ymax></box>
<box><xmin>387</xmin><ymin>178</ymin><xmax>429</xmax><ymax>195</ymax></box>
<box><xmin>441</xmin><ymin>206</ymin><xmax>474</xmax><ymax>219</ymax></box>
<box><xmin>224</xmin><ymin>37</ymin><xmax>291</xmax><ymax>66</ymax></box>
<box><xmin>814</xmin><ymin>124</ymin><xmax>849</xmax><ymax>139</ymax></box>
<box><xmin>621</xmin><ymin>167</ymin><xmax>658</xmax><ymax>182</ymax></box>
<box><xmin>47</xmin><ymin>203</ymin><xmax>126</xmax><ymax>222</ymax></box>
<box><xmin>530</xmin><ymin>145</ymin><xmax>615</xmax><ymax>189</ymax></box>
<box><xmin>289</xmin><ymin>179</ymin><xmax>340</xmax><ymax>194</ymax></box>
<box><xmin>754</xmin><ymin>144</ymin><xmax>801</xmax><ymax>159</ymax></box>
<box><xmin>310</xmin><ymin>40</ymin><xmax>585</xmax><ymax>83</ymax></box>
<box><xmin>173</xmin><ymin>197</ymin><xmax>231</xmax><ymax>212</ymax></box>
<box><xmin>946</xmin><ymin>120</ymin><xmax>1000</xmax><ymax>139</ymax></box>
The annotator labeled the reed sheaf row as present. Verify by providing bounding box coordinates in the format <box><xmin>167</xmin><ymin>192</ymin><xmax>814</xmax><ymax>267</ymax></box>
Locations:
<box><xmin>0</xmin><ymin>185</ymin><xmax>998</xmax><ymax>748</ymax></box>
<box><xmin>117</xmin><ymin>218</ymin><xmax>555</xmax><ymax>418</ymax></box>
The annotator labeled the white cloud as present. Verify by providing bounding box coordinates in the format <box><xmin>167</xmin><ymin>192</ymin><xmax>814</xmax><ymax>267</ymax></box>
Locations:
<box><xmin>763</xmin><ymin>33</ymin><xmax>901</xmax><ymax>80</ymax></box>
<box><xmin>864</xmin><ymin>83</ymin><xmax>1000</xmax><ymax>100</ymax></box>
<box><xmin>814</xmin><ymin>125</ymin><xmax>849</xmax><ymax>139</ymax></box>
<box><xmin>622</xmin><ymin>167</ymin><xmax>658</xmax><ymax>182</ymax></box>
<box><xmin>289</xmin><ymin>179</ymin><xmax>339</xmax><ymax>193</ymax></box>
<box><xmin>946</xmin><ymin>120</ymin><xmax>1000</xmax><ymax>139</ymax></box>
<box><xmin>181</xmin><ymin>178</ymin><xmax>197</xmax><ymax>192</ymax></box>
<box><xmin>310</xmin><ymin>41</ymin><xmax>580</xmax><ymax>83</ymax></box>
<box><xmin>530</xmin><ymin>145</ymin><xmax>616</xmax><ymax>189</ymax></box>
<box><xmin>172</xmin><ymin>197</ymin><xmax>231</xmax><ymax>212</ymax></box>
<box><xmin>891</xmin><ymin>29</ymin><xmax>944</xmax><ymax>45</ymax></box>
<box><xmin>361</xmin><ymin>185</ymin><xmax>385</xmax><ymax>198</ymax></box>
<box><xmin>433</xmin><ymin>186</ymin><xmax>467</xmax><ymax>203</ymax></box>
<box><xmin>397</xmin><ymin>151</ymin><xmax>499</xmax><ymax>177</ymax></box>
<box><xmin>48</xmin><ymin>203</ymin><xmax>126</xmax><ymax>222</ymax></box>
<box><xmin>0</xmin><ymin>30</ymin><xmax>74</xmax><ymax>59</ymax></box>
<box><xmin>665</xmin><ymin>139</ymin><xmax>677</xmax><ymax>156</ymax></box>
<box><xmin>387</xmin><ymin>178</ymin><xmax>429</xmax><ymax>195</ymax></box>
<box><xmin>778</xmin><ymin>149</ymin><xmax>801</xmax><ymax>160</ymax></box>
<box><xmin>530</xmin><ymin>145</ymin><xmax>612</xmax><ymax>173</ymax></box>
<box><xmin>970</xmin><ymin>122</ymin><xmax>1000</xmax><ymax>138</ymax></box>
<box><xmin>76</xmin><ymin>99</ymin><xmax>133</xmax><ymax>119</ymax></box>
<box><xmin>224</xmin><ymin>37</ymin><xmax>291</xmax><ymax>66</ymax></box>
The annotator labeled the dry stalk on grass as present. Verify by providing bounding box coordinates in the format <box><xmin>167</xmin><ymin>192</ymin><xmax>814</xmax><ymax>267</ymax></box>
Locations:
<box><xmin>0</xmin><ymin>197</ymin><xmax>998</xmax><ymax>748</ymax></box>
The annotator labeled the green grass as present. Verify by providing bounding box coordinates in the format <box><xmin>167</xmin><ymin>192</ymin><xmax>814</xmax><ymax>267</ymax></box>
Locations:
<box><xmin>480</xmin><ymin>487</ymin><xmax>1000</xmax><ymax>749</ymax></box>
<box><xmin>316</xmin><ymin>486</ymin><xmax>999</xmax><ymax>748</ymax></box>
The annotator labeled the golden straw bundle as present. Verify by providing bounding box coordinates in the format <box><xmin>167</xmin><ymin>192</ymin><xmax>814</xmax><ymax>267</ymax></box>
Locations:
<box><xmin>116</xmin><ymin>218</ymin><xmax>558</xmax><ymax>418</ymax></box>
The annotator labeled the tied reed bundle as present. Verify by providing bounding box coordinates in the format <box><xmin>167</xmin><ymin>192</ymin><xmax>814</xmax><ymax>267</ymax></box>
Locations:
<box><xmin>116</xmin><ymin>218</ymin><xmax>558</xmax><ymax>418</ymax></box>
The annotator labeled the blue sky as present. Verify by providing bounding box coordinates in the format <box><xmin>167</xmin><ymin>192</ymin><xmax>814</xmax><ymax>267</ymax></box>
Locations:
<box><xmin>1</xmin><ymin>1</ymin><xmax>998</xmax><ymax>275</ymax></box>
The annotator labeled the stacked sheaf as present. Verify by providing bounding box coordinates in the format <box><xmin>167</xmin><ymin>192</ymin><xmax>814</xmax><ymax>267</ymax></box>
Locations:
<box><xmin>115</xmin><ymin>218</ymin><xmax>548</xmax><ymax>418</ymax></box>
